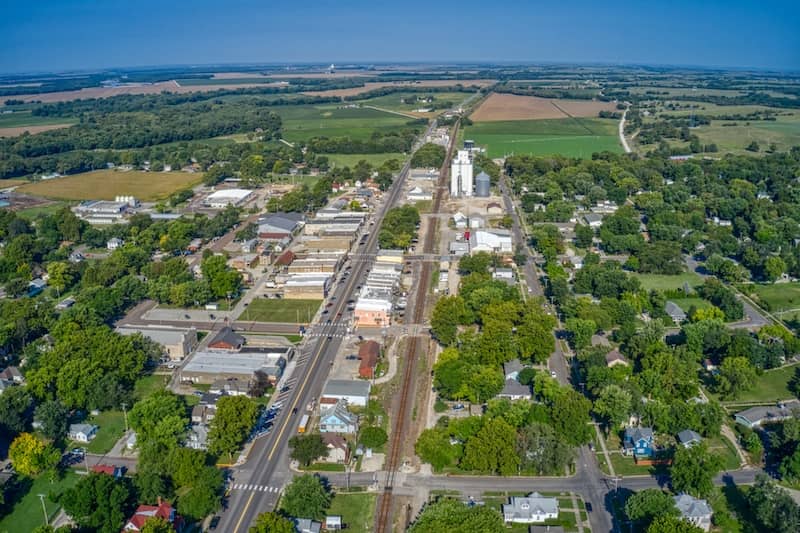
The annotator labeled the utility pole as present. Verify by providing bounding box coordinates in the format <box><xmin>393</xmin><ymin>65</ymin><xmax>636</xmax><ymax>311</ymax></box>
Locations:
<box><xmin>37</xmin><ymin>494</ymin><xmax>48</xmax><ymax>526</ymax></box>
<box><xmin>82</xmin><ymin>447</ymin><xmax>89</xmax><ymax>474</ymax></box>
<box><xmin>121</xmin><ymin>402</ymin><xmax>129</xmax><ymax>432</ymax></box>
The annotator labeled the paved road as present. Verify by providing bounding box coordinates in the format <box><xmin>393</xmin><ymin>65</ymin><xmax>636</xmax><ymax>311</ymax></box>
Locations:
<box><xmin>216</xmin><ymin>120</ymin><xmax>439</xmax><ymax>533</ymax></box>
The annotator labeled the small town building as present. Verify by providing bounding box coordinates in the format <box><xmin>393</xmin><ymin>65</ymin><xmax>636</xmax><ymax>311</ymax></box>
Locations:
<box><xmin>734</xmin><ymin>400</ymin><xmax>800</xmax><ymax>428</ymax></box>
<box><xmin>179</xmin><ymin>349</ymin><xmax>289</xmax><ymax>386</ymax></box>
<box><xmin>358</xmin><ymin>341</ymin><xmax>380</xmax><ymax>378</ymax></box>
<box><xmin>677</xmin><ymin>429</ymin><xmax>703</xmax><ymax>448</ymax></box>
<box><xmin>116</xmin><ymin>326</ymin><xmax>198</xmax><ymax>361</ymax></box>
<box><xmin>258</xmin><ymin>212</ymin><xmax>303</xmax><ymax>240</ymax></box>
<box><xmin>605</xmin><ymin>349</ymin><xmax>629</xmax><ymax>368</ymax></box>
<box><xmin>208</xmin><ymin>327</ymin><xmax>245</xmax><ymax>351</ymax></box>
<box><xmin>91</xmin><ymin>464</ymin><xmax>124</xmax><ymax>479</ymax></box>
<box><xmin>497</xmin><ymin>379</ymin><xmax>532</xmax><ymax>401</ymax></box>
<box><xmin>502</xmin><ymin>492</ymin><xmax>559</xmax><ymax>523</ymax></box>
<box><xmin>503</xmin><ymin>360</ymin><xmax>523</xmax><ymax>381</ymax></box>
<box><xmin>122</xmin><ymin>500</ymin><xmax>184</xmax><ymax>532</ymax></box>
<box><xmin>293</xmin><ymin>518</ymin><xmax>322</xmax><ymax>533</ymax></box>
<box><xmin>469</xmin><ymin>229</ymin><xmax>513</xmax><ymax>254</ymax></box>
<box><xmin>69</xmin><ymin>423</ymin><xmax>98</xmax><ymax>443</ymax></box>
<box><xmin>583</xmin><ymin>213</ymin><xmax>603</xmax><ymax>228</ymax></box>
<box><xmin>325</xmin><ymin>515</ymin><xmax>343</xmax><ymax>531</ymax></box>
<box><xmin>665</xmin><ymin>301</ymin><xmax>687</xmax><ymax>324</ymax></box>
<box><xmin>321</xmin><ymin>380</ymin><xmax>371</xmax><ymax>407</ymax></box>
<box><xmin>623</xmin><ymin>427</ymin><xmax>654</xmax><ymax>458</ymax></box>
<box><xmin>205</xmin><ymin>188</ymin><xmax>253</xmax><ymax>208</ymax></box>
<box><xmin>322</xmin><ymin>434</ymin><xmax>349</xmax><ymax>463</ymax></box>
<box><xmin>674</xmin><ymin>493</ymin><xmax>713</xmax><ymax>531</ymax></box>
<box><xmin>107</xmin><ymin>237</ymin><xmax>124</xmax><ymax>250</ymax></box>
<box><xmin>319</xmin><ymin>400</ymin><xmax>358</xmax><ymax>434</ymax></box>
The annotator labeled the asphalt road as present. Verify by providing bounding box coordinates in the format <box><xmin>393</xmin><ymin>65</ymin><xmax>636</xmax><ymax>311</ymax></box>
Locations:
<box><xmin>215</xmin><ymin>121</ymin><xmax>438</xmax><ymax>532</ymax></box>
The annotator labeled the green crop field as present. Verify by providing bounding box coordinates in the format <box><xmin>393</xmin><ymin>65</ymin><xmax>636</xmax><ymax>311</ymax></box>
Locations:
<box><xmin>277</xmin><ymin>105</ymin><xmax>413</xmax><ymax>142</ymax></box>
<box><xmin>0</xmin><ymin>472</ymin><xmax>80</xmax><ymax>533</ymax></box>
<box><xmin>17</xmin><ymin>169</ymin><xmax>202</xmax><ymax>201</ymax></box>
<box><xmin>242</xmin><ymin>298</ymin><xmax>322</xmax><ymax>323</ymax></box>
<box><xmin>462</xmin><ymin>117</ymin><xmax>621</xmax><ymax>158</ymax></box>
<box><xmin>325</xmin><ymin>153</ymin><xmax>404</xmax><ymax>167</ymax></box>
<box><xmin>352</xmin><ymin>91</ymin><xmax>473</xmax><ymax>113</ymax></box>
<box><xmin>0</xmin><ymin>110</ymin><xmax>77</xmax><ymax>128</ymax></box>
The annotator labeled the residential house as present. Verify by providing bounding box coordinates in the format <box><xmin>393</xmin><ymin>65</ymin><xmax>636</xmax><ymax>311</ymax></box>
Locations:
<box><xmin>68</xmin><ymin>423</ymin><xmax>98</xmax><ymax>443</ymax></box>
<box><xmin>122</xmin><ymin>500</ymin><xmax>184</xmax><ymax>532</ymax></box>
<box><xmin>605</xmin><ymin>349</ymin><xmax>629</xmax><ymax>368</ymax></box>
<box><xmin>293</xmin><ymin>518</ymin><xmax>322</xmax><ymax>533</ymax></box>
<box><xmin>56</xmin><ymin>296</ymin><xmax>76</xmax><ymax>310</ymax></box>
<box><xmin>191</xmin><ymin>404</ymin><xmax>216</xmax><ymax>425</ymax></box>
<box><xmin>497</xmin><ymin>379</ymin><xmax>532</xmax><ymax>401</ymax></box>
<box><xmin>502</xmin><ymin>492</ymin><xmax>559</xmax><ymax>523</ymax></box>
<box><xmin>358</xmin><ymin>341</ymin><xmax>380</xmax><ymax>379</ymax></box>
<box><xmin>91</xmin><ymin>464</ymin><xmax>125</xmax><ymax>479</ymax></box>
<box><xmin>208</xmin><ymin>327</ymin><xmax>245</xmax><ymax>351</ymax></box>
<box><xmin>321</xmin><ymin>380</ymin><xmax>371</xmax><ymax>407</ymax></box>
<box><xmin>623</xmin><ymin>427</ymin><xmax>654</xmax><ymax>458</ymax></box>
<box><xmin>677</xmin><ymin>429</ymin><xmax>702</xmax><ymax>448</ymax></box>
<box><xmin>107</xmin><ymin>237</ymin><xmax>124</xmax><ymax>250</ymax></box>
<box><xmin>665</xmin><ymin>301</ymin><xmax>687</xmax><ymax>324</ymax></box>
<box><xmin>734</xmin><ymin>400</ymin><xmax>800</xmax><ymax>428</ymax></box>
<box><xmin>673</xmin><ymin>493</ymin><xmax>713</xmax><ymax>531</ymax></box>
<box><xmin>322</xmin><ymin>434</ymin><xmax>349</xmax><ymax>463</ymax></box>
<box><xmin>0</xmin><ymin>366</ymin><xmax>24</xmax><ymax>384</ymax></box>
<box><xmin>319</xmin><ymin>400</ymin><xmax>358</xmax><ymax>434</ymax></box>
<box><xmin>68</xmin><ymin>251</ymin><xmax>85</xmax><ymax>263</ymax></box>
<box><xmin>186</xmin><ymin>424</ymin><xmax>209</xmax><ymax>450</ymax></box>
<box><xmin>27</xmin><ymin>278</ymin><xmax>47</xmax><ymax>297</ymax></box>
<box><xmin>503</xmin><ymin>360</ymin><xmax>524</xmax><ymax>381</ymax></box>
<box><xmin>325</xmin><ymin>516</ymin><xmax>342</xmax><ymax>531</ymax></box>
<box><xmin>583</xmin><ymin>213</ymin><xmax>603</xmax><ymax>228</ymax></box>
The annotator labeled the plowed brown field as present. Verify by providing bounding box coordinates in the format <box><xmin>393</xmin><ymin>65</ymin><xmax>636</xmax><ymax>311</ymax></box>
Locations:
<box><xmin>471</xmin><ymin>93</ymin><xmax>617</xmax><ymax>121</ymax></box>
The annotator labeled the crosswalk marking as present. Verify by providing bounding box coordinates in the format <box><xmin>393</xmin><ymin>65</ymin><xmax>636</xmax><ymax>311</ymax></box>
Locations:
<box><xmin>230</xmin><ymin>483</ymin><xmax>281</xmax><ymax>493</ymax></box>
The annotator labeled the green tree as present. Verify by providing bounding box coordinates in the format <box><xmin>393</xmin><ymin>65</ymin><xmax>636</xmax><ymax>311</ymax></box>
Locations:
<box><xmin>647</xmin><ymin>515</ymin><xmax>704</xmax><ymax>533</ymax></box>
<box><xmin>280</xmin><ymin>474</ymin><xmax>331</xmax><ymax>521</ymax></box>
<box><xmin>575</xmin><ymin>223</ymin><xmax>594</xmax><ymax>248</ymax></box>
<box><xmin>0</xmin><ymin>385</ymin><xmax>32</xmax><ymax>436</ymax></box>
<box><xmin>462</xmin><ymin>418</ymin><xmax>519</xmax><ymax>475</ymax></box>
<box><xmin>288</xmin><ymin>434</ymin><xmax>328</xmax><ymax>467</ymax></box>
<box><xmin>715</xmin><ymin>356</ymin><xmax>757</xmax><ymax>400</ymax></box>
<box><xmin>747</xmin><ymin>474</ymin><xmax>800</xmax><ymax>533</ymax></box>
<box><xmin>58</xmin><ymin>472</ymin><xmax>133</xmax><ymax>533</ymax></box>
<box><xmin>415</xmin><ymin>428</ymin><xmax>460</xmax><ymax>472</ymax></box>
<box><xmin>430</xmin><ymin>296</ymin><xmax>471</xmax><ymax>345</ymax></box>
<box><xmin>408</xmin><ymin>498</ymin><xmax>504</xmax><ymax>533</ymax></box>
<box><xmin>594</xmin><ymin>385</ymin><xmax>632</xmax><ymax>429</ymax></box>
<box><xmin>565</xmin><ymin>318</ymin><xmax>596</xmax><ymax>351</ymax></box>
<box><xmin>780</xmin><ymin>446</ymin><xmax>800</xmax><ymax>484</ymax></box>
<box><xmin>764</xmin><ymin>256</ymin><xmax>787</xmax><ymax>282</ymax></box>
<box><xmin>250</xmin><ymin>511</ymin><xmax>295</xmax><ymax>533</ymax></box>
<box><xmin>208</xmin><ymin>395</ymin><xmax>259</xmax><ymax>460</ymax></box>
<box><xmin>34</xmin><ymin>400</ymin><xmax>69</xmax><ymax>441</ymax></box>
<box><xmin>360</xmin><ymin>426</ymin><xmax>388</xmax><ymax>449</ymax></box>
<box><xmin>175</xmin><ymin>465</ymin><xmax>222</xmax><ymax>521</ymax></box>
<box><xmin>625</xmin><ymin>489</ymin><xmax>679</xmax><ymax>528</ymax></box>
<box><xmin>140</xmin><ymin>516</ymin><xmax>176</xmax><ymax>533</ymax></box>
<box><xmin>129</xmin><ymin>390</ymin><xmax>188</xmax><ymax>448</ymax></box>
<box><xmin>670</xmin><ymin>443</ymin><xmax>724</xmax><ymax>497</ymax></box>
<box><xmin>47</xmin><ymin>261</ymin><xmax>74</xmax><ymax>297</ymax></box>
<box><xmin>515</xmin><ymin>422</ymin><xmax>574</xmax><ymax>475</ymax></box>
<box><xmin>550</xmin><ymin>389</ymin><xmax>593</xmax><ymax>446</ymax></box>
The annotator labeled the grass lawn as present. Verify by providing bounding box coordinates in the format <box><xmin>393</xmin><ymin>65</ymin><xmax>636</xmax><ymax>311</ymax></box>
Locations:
<box><xmin>325</xmin><ymin>153</ymin><xmax>405</xmax><ymax>168</ymax></box>
<box><xmin>17</xmin><ymin>170</ymin><xmax>202</xmax><ymax>201</ymax></box>
<box><xmin>78</xmin><ymin>410</ymin><xmax>126</xmax><ymax>454</ymax></box>
<box><xmin>277</xmin><ymin>104</ymin><xmax>413</xmax><ymax>143</ymax></box>
<box><xmin>462</xmin><ymin>117</ymin><xmax>621</xmax><ymax>158</ymax></box>
<box><xmin>134</xmin><ymin>374</ymin><xmax>168</xmax><ymax>400</ymax></box>
<box><xmin>669</xmin><ymin>297</ymin><xmax>712</xmax><ymax>313</ymax></box>
<box><xmin>0</xmin><ymin>472</ymin><xmax>80</xmax><ymax>533</ymax></box>
<box><xmin>707</xmin><ymin>435</ymin><xmax>743</xmax><ymax>470</ymax></box>
<box><xmin>15</xmin><ymin>202</ymin><xmax>71</xmax><ymax>219</ymax></box>
<box><xmin>301</xmin><ymin>462</ymin><xmax>346</xmax><ymax>472</ymax></box>
<box><xmin>632</xmin><ymin>272</ymin><xmax>703</xmax><ymax>291</ymax></box>
<box><xmin>0</xmin><ymin>110</ymin><xmax>77</xmax><ymax>128</ymax></box>
<box><xmin>722</xmin><ymin>363</ymin><xmax>799</xmax><ymax>403</ymax></box>
<box><xmin>737</xmin><ymin>282</ymin><xmax>800</xmax><ymax>313</ymax></box>
<box><xmin>327</xmin><ymin>493</ymin><xmax>376</xmax><ymax>533</ymax></box>
<box><xmin>243</xmin><ymin>298</ymin><xmax>321</xmax><ymax>323</ymax></box>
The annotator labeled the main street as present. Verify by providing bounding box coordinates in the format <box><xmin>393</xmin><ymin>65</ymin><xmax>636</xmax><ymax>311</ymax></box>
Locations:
<box><xmin>215</xmin><ymin>121</ymin><xmax>438</xmax><ymax>532</ymax></box>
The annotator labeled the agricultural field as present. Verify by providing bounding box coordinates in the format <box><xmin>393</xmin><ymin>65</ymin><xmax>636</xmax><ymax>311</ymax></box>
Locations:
<box><xmin>324</xmin><ymin>153</ymin><xmax>404</xmax><ymax>167</ymax></box>
<box><xmin>277</xmin><ymin>104</ymin><xmax>413</xmax><ymax>142</ymax></box>
<box><xmin>0</xmin><ymin>110</ymin><xmax>77</xmax><ymax>137</ymax></box>
<box><xmin>462</xmin><ymin>117</ymin><xmax>621</xmax><ymax>158</ymax></box>
<box><xmin>351</xmin><ymin>90</ymin><xmax>474</xmax><ymax>115</ymax></box>
<box><xmin>302</xmin><ymin>79</ymin><xmax>493</xmax><ymax>98</ymax></box>
<box><xmin>16</xmin><ymin>170</ymin><xmax>202</xmax><ymax>201</ymax></box>
<box><xmin>470</xmin><ymin>93</ymin><xmax>617</xmax><ymax>122</ymax></box>
<box><xmin>242</xmin><ymin>298</ymin><xmax>322</xmax><ymax>323</ymax></box>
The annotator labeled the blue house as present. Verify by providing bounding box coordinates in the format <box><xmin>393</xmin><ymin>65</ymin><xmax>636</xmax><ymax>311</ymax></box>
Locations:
<box><xmin>319</xmin><ymin>400</ymin><xmax>358</xmax><ymax>434</ymax></box>
<box><xmin>27</xmin><ymin>278</ymin><xmax>47</xmax><ymax>297</ymax></box>
<box><xmin>623</xmin><ymin>427</ymin><xmax>654</xmax><ymax>458</ymax></box>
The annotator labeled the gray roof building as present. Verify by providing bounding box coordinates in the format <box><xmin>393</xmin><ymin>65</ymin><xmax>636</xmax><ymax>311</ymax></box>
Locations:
<box><xmin>208</xmin><ymin>327</ymin><xmax>245</xmax><ymax>351</ymax></box>
<box><xmin>503</xmin><ymin>359</ymin><xmax>524</xmax><ymax>380</ymax></box>
<box><xmin>677</xmin><ymin>429</ymin><xmax>702</xmax><ymax>448</ymax></box>
<box><xmin>674</xmin><ymin>493</ymin><xmax>713</xmax><ymax>531</ymax></box>
<box><xmin>734</xmin><ymin>400</ymin><xmax>800</xmax><ymax>428</ymax></box>
<box><xmin>497</xmin><ymin>379</ymin><xmax>532</xmax><ymax>400</ymax></box>
<box><xmin>293</xmin><ymin>518</ymin><xmax>322</xmax><ymax>533</ymax></box>
<box><xmin>665</xmin><ymin>301</ymin><xmax>687</xmax><ymax>323</ymax></box>
<box><xmin>321</xmin><ymin>380</ymin><xmax>371</xmax><ymax>407</ymax></box>
<box><xmin>502</xmin><ymin>492</ymin><xmax>559</xmax><ymax>523</ymax></box>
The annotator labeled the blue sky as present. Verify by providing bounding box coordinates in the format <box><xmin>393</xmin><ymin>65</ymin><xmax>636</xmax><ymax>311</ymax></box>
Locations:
<box><xmin>1</xmin><ymin>0</ymin><xmax>798</xmax><ymax>73</ymax></box>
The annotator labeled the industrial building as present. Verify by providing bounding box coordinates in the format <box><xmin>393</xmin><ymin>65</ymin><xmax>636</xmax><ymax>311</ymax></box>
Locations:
<box><xmin>73</xmin><ymin>200</ymin><xmax>131</xmax><ymax>224</ymax></box>
<box><xmin>470</xmin><ymin>229</ymin><xmax>513</xmax><ymax>254</ymax></box>
<box><xmin>321</xmin><ymin>380</ymin><xmax>371</xmax><ymax>407</ymax></box>
<box><xmin>116</xmin><ymin>326</ymin><xmax>198</xmax><ymax>361</ymax></box>
<box><xmin>283</xmin><ymin>273</ymin><xmax>332</xmax><ymax>299</ymax></box>
<box><xmin>204</xmin><ymin>188</ymin><xmax>253</xmax><ymax>208</ymax></box>
<box><xmin>179</xmin><ymin>348</ymin><xmax>290</xmax><ymax>386</ymax></box>
<box><xmin>258</xmin><ymin>212</ymin><xmax>304</xmax><ymax>240</ymax></box>
<box><xmin>475</xmin><ymin>171</ymin><xmax>491</xmax><ymax>197</ymax></box>
<box><xmin>450</xmin><ymin>149</ymin><xmax>473</xmax><ymax>197</ymax></box>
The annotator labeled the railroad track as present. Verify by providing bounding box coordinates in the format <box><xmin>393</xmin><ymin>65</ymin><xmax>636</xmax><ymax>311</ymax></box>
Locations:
<box><xmin>375</xmin><ymin>120</ymin><xmax>460</xmax><ymax>532</ymax></box>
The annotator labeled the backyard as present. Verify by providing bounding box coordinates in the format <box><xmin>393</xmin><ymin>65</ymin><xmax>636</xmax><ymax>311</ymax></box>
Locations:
<box><xmin>632</xmin><ymin>272</ymin><xmax>703</xmax><ymax>292</ymax></box>
<box><xmin>327</xmin><ymin>492</ymin><xmax>376</xmax><ymax>533</ymax></box>
<box><xmin>0</xmin><ymin>472</ymin><xmax>80</xmax><ymax>533</ymax></box>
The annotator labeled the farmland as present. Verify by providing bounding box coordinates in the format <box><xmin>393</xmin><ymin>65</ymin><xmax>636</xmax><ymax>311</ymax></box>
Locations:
<box><xmin>17</xmin><ymin>169</ymin><xmax>202</xmax><ymax>201</ymax></box>
<box><xmin>462</xmin><ymin>117</ymin><xmax>621</xmax><ymax>158</ymax></box>
<box><xmin>0</xmin><ymin>110</ymin><xmax>77</xmax><ymax>137</ymax></box>
<box><xmin>470</xmin><ymin>93</ymin><xmax>618</xmax><ymax>122</ymax></box>
<box><xmin>277</xmin><ymin>104</ymin><xmax>413</xmax><ymax>142</ymax></box>
<box><xmin>350</xmin><ymin>90</ymin><xmax>475</xmax><ymax>115</ymax></box>
<box><xmin>301</xmin><ymin>79</ymin><xmax>493</xmax><ymax>97</ymax></box>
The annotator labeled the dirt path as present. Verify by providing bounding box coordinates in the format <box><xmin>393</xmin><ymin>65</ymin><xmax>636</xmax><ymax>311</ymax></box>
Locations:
<box><xmin>594</xmin><ymin>423</ymin><xmax>616</xmax><ymax>477</ymax></box>
<box><xmin>721</xmin><ymin>424</ymin><xmax>749</xmax><ymax>468</ymax></box>
<box><xmin>619</xmin><ymin>107</ymin><xmax>632</xmax><ymax>153</ymax></box>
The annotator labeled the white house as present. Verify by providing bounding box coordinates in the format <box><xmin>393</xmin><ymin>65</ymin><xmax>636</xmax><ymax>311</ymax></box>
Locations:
<box><xmin>674</xmin><ymin>493</ymin><xmax>713</xmax><ymax>531</ymax></box>
<box><xmin>502</xmin><ymin>492</ymin><xmax>559</xmax><ymax>523</ymax></box>
<box><xmin>319</xmin><ymin>400</ymin><xmax>358</xmax><ymax>434</ymax></box>
<box><xmin>69</xmin><ymin>423</ymin><xmax>98</xmax><ymax>443</ymax></box>
<box><xmin>107</xmin><ymin>237</ymin><xmax>124</xmax><ymax>250</ymax></box>
<box><xmin>321</xmin><ymin>380</ymin><xmax>371</xmax><ymax>407</ymax></box>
